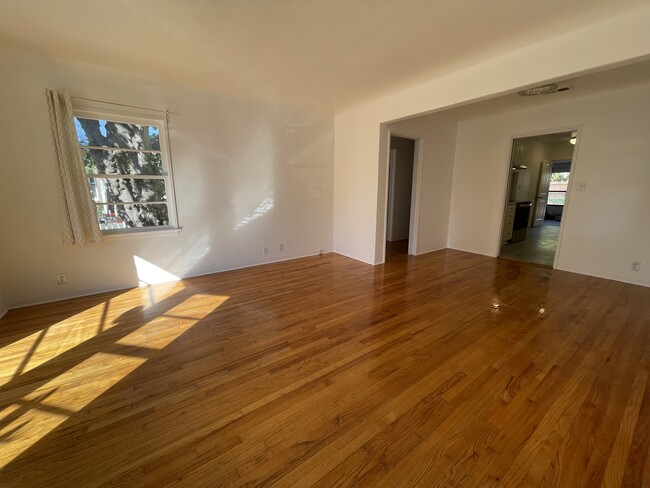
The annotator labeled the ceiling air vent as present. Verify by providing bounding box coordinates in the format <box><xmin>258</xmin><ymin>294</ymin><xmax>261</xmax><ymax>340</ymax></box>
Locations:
<box><xmin>517</xmin><ymin>83</ymin><xmax>559</xmax><ymax>96</ymax></box>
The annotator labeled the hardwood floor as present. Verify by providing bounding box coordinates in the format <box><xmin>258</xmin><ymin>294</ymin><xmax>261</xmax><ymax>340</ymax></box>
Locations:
<box><xmin>0</xmin><ymin>249</ymin><xmax>648</xmax><ymax>487</ymax></box>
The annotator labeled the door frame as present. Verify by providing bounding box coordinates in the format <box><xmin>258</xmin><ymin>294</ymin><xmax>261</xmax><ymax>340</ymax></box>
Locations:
<box><xmin>386</xmin><ymin>148</ymin><xmax>397</xmax><ymax>241</ymax></box>
<box><xmin>379</xmin><ymin>130</ymin><xmax>422</xmax><ymax>263</ymax></box>
<box><xmin>497</xmin><ymin>124</ymin><xmax>583</xmax><ymax>269</ymax></box>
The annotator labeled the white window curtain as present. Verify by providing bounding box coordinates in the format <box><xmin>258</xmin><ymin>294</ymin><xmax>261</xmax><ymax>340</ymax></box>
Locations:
<box><xmin>45</xmin><ymin>89</ymin><xmax>103</xmax><ymax>245</ymax></box>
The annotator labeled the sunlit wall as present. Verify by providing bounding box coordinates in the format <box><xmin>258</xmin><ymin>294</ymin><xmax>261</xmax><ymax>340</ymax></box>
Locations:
<box><xmin>0</xmin><ymin>47</ymin><xmax>334</xmax><ymax>308</ymax></box>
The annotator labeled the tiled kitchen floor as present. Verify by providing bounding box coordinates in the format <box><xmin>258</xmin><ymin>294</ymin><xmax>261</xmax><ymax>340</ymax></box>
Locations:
<box><xmin>499</xmin><ymin>220</ymin><xmax>560</xmax><ymax>266</ymax></box>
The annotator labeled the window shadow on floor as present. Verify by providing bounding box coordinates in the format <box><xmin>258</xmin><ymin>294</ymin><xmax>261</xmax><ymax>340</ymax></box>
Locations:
<box><xmin>0</xmin><ymin>283</ymin><xmax>229</xmax><ymax>483</ymax></box>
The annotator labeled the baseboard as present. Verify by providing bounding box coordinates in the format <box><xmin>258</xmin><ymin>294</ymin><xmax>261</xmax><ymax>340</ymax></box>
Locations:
<box><xmin>3</xmin><ymin>249</ymin><xmax>336</xmax><ymax>312</ymax></box>
<box><xmin>5</xmin><ymin>285</ymin><xmax>138</xmax><ymax>311</ymax></box>
<box><xmin>446</xmin><ymin>246</ymin><xmax>650</xmax><ymax>287</ymax></box>
<box><xmin>332</xmin><ymin>250</ymin><xmax>375</xmax><ymax>266</ymax></box>
<box><xmin>181</xmin><ymin>250</ymin><xmax>334</xmax><ymax>281</ymax></box>
<box><xmin>414</xmin><ymin>246</ymin><xmax>447</xmax><ymax>256</ymax></box>
<box><xmin>447</xmin><ymin>244</ymin><xmax>495</xmax><ymax>258</ymax></box>
<box><xmin>557</xmin><ymin>264</ymin><xmax>649</xmax><ymax>288</ymax></box>
<box><xmin>4</xmin><ymin>249</ymin><xmax>647</xmax><ymax>315</ymax></box>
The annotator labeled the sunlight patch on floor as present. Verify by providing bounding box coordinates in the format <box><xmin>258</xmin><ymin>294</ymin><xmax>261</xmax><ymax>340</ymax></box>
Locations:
<box><xmin>0</xmin><ymin>300</ymin><xmax>119</xmax><ymax>386</ymax></box>
<box><xmin>0</xmin><ymin>293</ymin><xmax>228</xmax><ymax>468</ymax></box>
<box><xmin>117</xmin><ymin>294</ymin><xmax>229</xmax><ymax>349</ymax></box>
<box><xmin>0</xmin><ymin>352</ymin><xmax>147</xmax><ymax>468</ymax></box>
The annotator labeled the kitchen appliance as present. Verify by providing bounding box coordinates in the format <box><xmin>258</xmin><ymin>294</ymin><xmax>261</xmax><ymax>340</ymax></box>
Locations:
<box><xmin>511</xmin><ymin>201</ymin><xmax>532</xmax><ymax>242</ymax></box>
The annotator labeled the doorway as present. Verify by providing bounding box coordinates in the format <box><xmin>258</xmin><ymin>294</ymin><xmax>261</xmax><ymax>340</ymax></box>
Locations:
<box><xmin>499</xmin><ymin>131</ymin><xmax>577</xmax><ymax>266</ymax></box>
<box><xmin>386</xmin><ymin>136</ymin><xmax>415</xmax><ymax>258</ymax></box>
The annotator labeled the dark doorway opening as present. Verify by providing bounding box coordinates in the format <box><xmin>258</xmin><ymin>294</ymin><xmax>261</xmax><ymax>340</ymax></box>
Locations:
<box><xmin>386</xmin><ymin>136</ymin><xmax>415</xmax><ymax>258</ymax></box>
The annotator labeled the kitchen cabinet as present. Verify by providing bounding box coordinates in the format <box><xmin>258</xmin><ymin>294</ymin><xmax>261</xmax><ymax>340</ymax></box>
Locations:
<box><xmin>502</xmin><ymin>203</ymin><xmax>516</xmax><ymax>243</ymax></box>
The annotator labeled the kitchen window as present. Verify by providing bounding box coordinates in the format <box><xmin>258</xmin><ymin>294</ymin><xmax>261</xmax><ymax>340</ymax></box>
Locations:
<box><xmin>73</xmin><ymin>109</ymin><xmax>178</xmax><ymax>234</ymax></box>
<box><xmin>547</xmin><ymin>171</ymin><xmax>570</xmax><ymax>206</ymax></box>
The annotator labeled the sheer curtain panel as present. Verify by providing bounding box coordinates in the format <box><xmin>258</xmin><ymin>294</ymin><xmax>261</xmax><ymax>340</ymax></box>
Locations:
<box><xmin>45</xmin><ymin>89</ymin><xmax>102</xmax><ymax>245</ymax></box>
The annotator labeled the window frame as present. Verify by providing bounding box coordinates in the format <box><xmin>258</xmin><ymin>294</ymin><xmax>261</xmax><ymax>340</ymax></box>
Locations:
<box><xmin>547</xmin><ymin>190</ymin><xmax>567</xmax><ymax>206</ymax></box>
<box><xmin>72</xmin><ymin>106</ymin><xmax>180</xmax><ymax>236</ymax></box>
<box><xmin>547</xmin><ymin>171</ymin><xmax>570</xmax><ymax>207</ymax></box>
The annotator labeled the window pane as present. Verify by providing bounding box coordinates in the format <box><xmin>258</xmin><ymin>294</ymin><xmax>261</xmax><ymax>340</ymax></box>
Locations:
<box><xmin>82</xmin><ymin>148</ymin><xmax>163</xmax><ymax>175</ymax></box>
<box><xmin>549</xmin><ymin>172</ymin><xmax>570</xmax><ymax>191</ymax></box>
<box><xmin>547</xmin><ymin>191</ymin><xmax>566</xmax><ymax>205</ymax></box>
<box><xmin>89</xmin><ymin>178</ymin><xmax>167</xmax><ymax>204</ymax></box>
<box><xmin>75</xmin><ymin>117</ymin><xmax>161</xmax><ymax>151</ymax></box>
<box><xmin>96</xmin><ymin>203</ymin><xmax>169</xmax><ymax>230</ymax></box>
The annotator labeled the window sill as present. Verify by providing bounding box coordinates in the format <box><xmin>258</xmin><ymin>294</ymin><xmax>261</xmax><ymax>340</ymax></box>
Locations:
<box><xmin>101</xmin><ymin>227</ymin><xmax>182</xmax><ymax>240</ymax></box>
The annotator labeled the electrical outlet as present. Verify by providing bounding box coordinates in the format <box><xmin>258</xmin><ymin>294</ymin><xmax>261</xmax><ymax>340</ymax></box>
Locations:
<box><xmin>56</xmin><ymin>273</ymin><xmax>67</xmax><ymax>285</ymax></box>
<box><xmin>279</xmin><ymin>243</ymin><xmax>285</xmax><ymax>252</ymax></box>
<box><xmin>263</xmin><ymin>246</ymin><xmax>269</xmax><ymax>256</ymax></box>
<box><xmin>631</xmin><ymin>261</ymin><xmax>641</xmax><ymax>272</ymax></box>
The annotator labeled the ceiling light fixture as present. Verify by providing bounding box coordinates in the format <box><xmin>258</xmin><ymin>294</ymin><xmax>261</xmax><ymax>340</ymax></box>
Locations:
<box><xmin>517</xmin><ymin>83</ymin><xmax>559</xmax><ymax>97</ymax></box>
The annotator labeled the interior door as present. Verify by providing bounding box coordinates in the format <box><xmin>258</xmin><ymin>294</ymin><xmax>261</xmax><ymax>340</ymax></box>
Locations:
<box><xmin>533</xmin><ymin>160</ymin><xmax>552</xmax><ymax>227</ymax></box>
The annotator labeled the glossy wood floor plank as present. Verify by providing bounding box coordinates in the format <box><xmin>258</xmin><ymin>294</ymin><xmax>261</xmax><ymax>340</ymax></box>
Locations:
<box><xmin>0</xmin><ymin>249</ymin><xmax>649</xmax><ymax>487</ymax></box>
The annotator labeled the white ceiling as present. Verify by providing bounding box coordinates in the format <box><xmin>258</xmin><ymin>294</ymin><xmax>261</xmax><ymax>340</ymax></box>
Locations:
<box><xmin>389</xmin><ymin>59</ymin><xmax>650</xmax><ymax>125</ymax></box>
<box><xmin>0</xmin><ymin>0</ymin><xmax>648</xmax><ymax>110</ymax></box>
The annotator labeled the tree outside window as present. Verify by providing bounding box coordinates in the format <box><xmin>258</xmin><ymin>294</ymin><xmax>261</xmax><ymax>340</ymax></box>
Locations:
<box><xmin>73</xmin><ymin>112</ymin><xmax>177</xmax><ymax>233</ymax></box>
<box><xmin>548</xmin><ymin>171</ymin><xmax>570</xmax><ymax>205</ymax></box>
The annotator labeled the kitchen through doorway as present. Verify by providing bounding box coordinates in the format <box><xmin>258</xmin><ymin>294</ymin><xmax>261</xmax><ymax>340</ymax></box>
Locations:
<box><xmin>499</xmin><ymin>131</ymin><xmax>577</xmax><ymax>266</ymax></box>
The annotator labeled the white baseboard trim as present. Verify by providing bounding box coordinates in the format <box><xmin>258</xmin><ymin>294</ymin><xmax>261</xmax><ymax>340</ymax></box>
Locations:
<box><xmin>2</xmin><ymin>250</ymin><xmax>336</xmax><ymax>313</ymax></box>
<box><xmin>4</xmin><ymin>249</ymin><xmax>647</xmax><ymax>315</ymax></box>
<box><xmin>5</xmin><ymin>285</ymin><xmax>137</xmax><ymax>311</ymax></box>
<box><xmin>557</xmin><ymin>265</ymin><xmax>649</xmax><ymax>288</ymax></box>
<box><xmin>180</xmin><ymin>250</ymin><xmax>334</xmax><ymax>281</ymax></box>
<box><xmin>332</xmin><ymin>250</ymin><xmax>375</xmax><ymax>266</ymax></box>
<box><xmin>414</xmin><ymin>246</ymin><xmax>447</xmax><ymax>256</ymax></box>
<box><xmin>447</xmin><ymin>246</ymin><xmax>650</xmax><ymax>288</ymax></box>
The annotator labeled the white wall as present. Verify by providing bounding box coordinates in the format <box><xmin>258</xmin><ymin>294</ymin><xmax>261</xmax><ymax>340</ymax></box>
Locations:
<box><xmin>0</xmin><ymin>290</ymin><xmax>6</xmax><ymax>319</ymax></box>
<box><xmin>0</xmin><ymin>167</ymin><xmax>10</xmax><ymax>318</ymax></box>
<box><xmin>448</xmin><ymin>83</ymin><xmax>650</xmax><ymax>286</ymax></box>
<box><xmin>387</xmin><ymin>116</ymin><xmax>457</xmax><ymax>256</ymax></box>
<box><xmin>0</xmin><ymin>47</ymin><xmax>334</xmax><ymax>309</ymax></box>
<box><xmin>333</xmin><ymin>3</ymin><xmax>650</xmax><ymax>264</ymax></box>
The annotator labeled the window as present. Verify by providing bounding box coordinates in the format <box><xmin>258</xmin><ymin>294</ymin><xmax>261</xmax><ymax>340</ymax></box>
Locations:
<box><xmin>547</xmin><ymin>171</ymin><xmax>570</xmax><ymax>206</ymax></box>
<box><xmin>73</xmin><ymin>110</ymin><xmax>178</xmax><ymax>234</ymax></box>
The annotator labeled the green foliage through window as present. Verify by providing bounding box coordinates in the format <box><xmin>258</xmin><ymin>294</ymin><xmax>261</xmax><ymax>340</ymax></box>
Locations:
<box><xmin>548</xmin><ymin>172</ymin><xmax>570</xmax><ymax>206</ymax></box>
<box><xmin>74</xmin><ymin>116</ymin><xmax>171</xmax><ymax>231</ymax></box>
